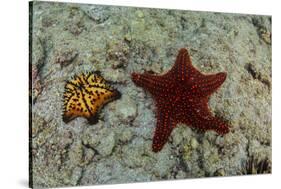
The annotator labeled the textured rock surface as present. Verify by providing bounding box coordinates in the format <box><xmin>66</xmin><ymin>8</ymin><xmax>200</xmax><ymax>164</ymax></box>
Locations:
<box><xmin>30</xmin><ymin>2</ymin><xmax>271</xmax><ymax>188</ymax></box>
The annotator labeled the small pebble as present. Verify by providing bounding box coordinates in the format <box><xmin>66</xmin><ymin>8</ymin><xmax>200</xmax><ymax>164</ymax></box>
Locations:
<box><xmin>191</xmin><ymin>138</ymin><xmax>199</xmax><ymax>149</ymax></box>
<box><xmin>96</xmin><ymin>131</ymin><xmax>116</xmax><ymax>156</ymax></box>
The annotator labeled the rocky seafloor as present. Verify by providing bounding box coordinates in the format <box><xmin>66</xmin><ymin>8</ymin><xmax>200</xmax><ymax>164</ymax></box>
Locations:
<box><xmin>30</xmin><ymin>1</ymin><xmax>272</xmax><ymax>188</ymax></box>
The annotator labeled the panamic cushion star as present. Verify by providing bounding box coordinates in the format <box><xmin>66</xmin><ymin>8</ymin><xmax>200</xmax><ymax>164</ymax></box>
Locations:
<box><xmin>131</xmin><ymin>48</ymin><xmax>229</xmax><ymax>152</ymax></box>
<box><xmin>63</xmin><ymin>72</ymin><xmax>121</xmax><ymax>124</ymax></box>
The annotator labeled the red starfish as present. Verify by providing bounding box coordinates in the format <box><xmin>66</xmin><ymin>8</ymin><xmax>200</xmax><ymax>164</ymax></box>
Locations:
<box><xmin>131</xmin><ymin>48</ymin><xmax>229</xmax><ymax>152</ymax></box>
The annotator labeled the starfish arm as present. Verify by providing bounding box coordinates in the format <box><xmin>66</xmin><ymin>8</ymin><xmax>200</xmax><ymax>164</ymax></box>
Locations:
<box><xmin>181</xmin><ymin>97</ymin><xmax>229</xmax><ymax>134</ymax></box>
<box><xmin>190</xmin><ymin>110</ymin><xmax>229</xmax><ymax>135</ymax></box>
<box><xmin>209</xmin><ymin>117</ymin><xmax>229</xmax><ymax>134</ymax></box>
<box><xmin>189</xmin><ymin>72</ymin><xmax>227</xmax><ymax>97</ymax></box>
<box><xmin>152</xmin><ymin>106</ymin><xmax>175</xmax><ymax>152</ymax></box>
<box><xmin>164</xmin><ymin>48</ymin><xmax>205</xmax><ymax>82</ymax></box>
<box><xmin>165</xmin><ymin>48</ymin><xmax>191</xmax><ymax>81</ymax></box>
<box><xmin>131</xmin><ymin>72</ymin><xmax>172</xmax><ymax>97</ymax></box>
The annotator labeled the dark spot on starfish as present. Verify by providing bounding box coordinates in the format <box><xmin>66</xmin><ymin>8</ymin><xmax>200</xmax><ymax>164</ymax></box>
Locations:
<box><xmin>131</xmin><ymin>48</ymin><xmax>229</xmax><ymax>152</ymax></box>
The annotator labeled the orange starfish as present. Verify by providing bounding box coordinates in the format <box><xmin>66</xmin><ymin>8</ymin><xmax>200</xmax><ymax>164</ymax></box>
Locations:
<box><xmin>131</xmin><ymin>48</ymin><xmax>229</xmax><ymax>152</ymax></box>
<box><xmin>63</xmin><ymin>72</ymin><xmax>120</xmax><ymax>124</ymax></box>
